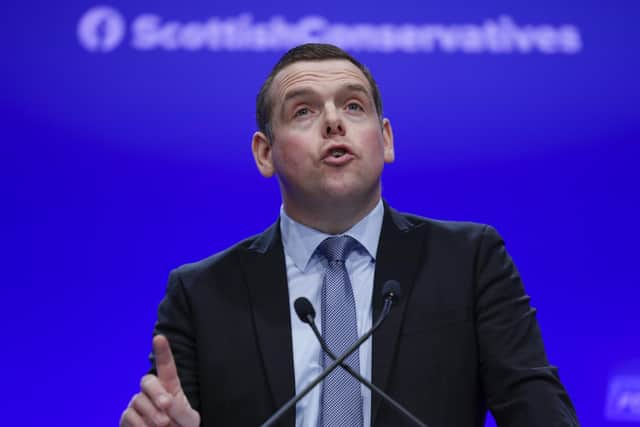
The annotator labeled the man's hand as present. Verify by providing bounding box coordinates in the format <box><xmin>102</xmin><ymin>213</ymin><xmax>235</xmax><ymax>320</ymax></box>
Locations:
<box><xmin>120</xmin><ymin>335</ymin><xmax>201</xmax><ymax>427</ymax></box>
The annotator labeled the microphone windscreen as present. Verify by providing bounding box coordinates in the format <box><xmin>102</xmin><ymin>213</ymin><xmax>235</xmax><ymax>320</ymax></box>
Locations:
<box><xmin>382</xmin><ymin>280</ymin><xmax>402</xmax><ymax>302</ymax></box>
<box><xmin>294</xmin><ymin>297</ymin><xmax>316</xmax><ymax>323</ymax></box>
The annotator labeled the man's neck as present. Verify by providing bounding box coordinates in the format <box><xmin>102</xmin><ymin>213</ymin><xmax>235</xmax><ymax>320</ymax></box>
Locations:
<box><xmin>282</xmin><ymin>192</ymin><xmax>381</xmax><ymax>235</ymax></box>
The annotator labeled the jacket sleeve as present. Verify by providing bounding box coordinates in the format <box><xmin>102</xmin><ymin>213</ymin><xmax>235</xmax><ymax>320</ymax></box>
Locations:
<box><xmin>149</xmin><ymin>268</ymin><xmax>201</xmax><ymax>412</ymax></box>
<box><xmin>474</xmin><ymin>225</ymin><xmax>579</xmax><ymax>426</ymax></box>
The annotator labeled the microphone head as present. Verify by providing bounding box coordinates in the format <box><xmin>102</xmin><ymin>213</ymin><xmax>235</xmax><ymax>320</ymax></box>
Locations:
<box><xmin>382</xmin><ymin>280</ymin><xmax>402</xmax><ymax>303</ymax></box>
<box><xmin>294</xmin><ymin>297</ymin><xmax>316</xmax><ymax>323</ymax></box>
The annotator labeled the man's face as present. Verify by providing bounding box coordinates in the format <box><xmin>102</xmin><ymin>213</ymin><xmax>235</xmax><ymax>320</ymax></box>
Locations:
<box><xmin>252</xmin><ymin>59</ymin><xmax>394</xmax><ymax>215</ymax></box>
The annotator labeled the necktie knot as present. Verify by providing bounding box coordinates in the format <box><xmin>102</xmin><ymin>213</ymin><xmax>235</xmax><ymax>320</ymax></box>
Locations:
<box><xmin>316</xmin><ymin>235</ymin><xmax>359</xmax><ymax>263</ymax></box>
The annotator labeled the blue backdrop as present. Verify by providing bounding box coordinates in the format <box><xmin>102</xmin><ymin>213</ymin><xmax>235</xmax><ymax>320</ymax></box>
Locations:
<box><xmin>2</xmin><ymin>1</ymin><xmax>639</xmax><ymax>425</ymax></box>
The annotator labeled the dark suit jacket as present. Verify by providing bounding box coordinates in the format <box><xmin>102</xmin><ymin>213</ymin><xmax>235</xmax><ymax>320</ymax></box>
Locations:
<box><xmin>152</xmin><ymin>204</ymin><xmax>578</xmax><ymax>427</ymax></box>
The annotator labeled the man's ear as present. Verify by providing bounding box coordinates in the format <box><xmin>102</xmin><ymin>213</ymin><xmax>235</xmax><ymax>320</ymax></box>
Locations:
<box><xmin>381</xmin><ymin>118</ymin><xmax>395</xmax><ymax>163</ymax></box>
<box><xmin>251</xmin><ymin>131</ymin><xmax>275</xmax><ymax>177</ymax></box>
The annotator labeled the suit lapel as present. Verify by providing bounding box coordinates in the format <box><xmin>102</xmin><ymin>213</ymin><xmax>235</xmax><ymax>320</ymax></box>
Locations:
<box><xmin>243</xmin><ymin>221</ymin><xmax>296</xmax><ymax>427</ymax></box>
<box><xmin>371</xmin><ymin>204</ymin><xmax>427</xmax><ymax>425</ymax></box>
<box><xmin>240</xmin><ymin>206</ymin><xmax>427</xmax><ymax>427</ymax></box>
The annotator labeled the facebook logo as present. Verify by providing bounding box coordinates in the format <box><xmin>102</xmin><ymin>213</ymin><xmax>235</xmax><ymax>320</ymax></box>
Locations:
<box><xmin>77</xmin><ymin>6</ymin><xmax>125</xmax><ymax>52</ymax></box>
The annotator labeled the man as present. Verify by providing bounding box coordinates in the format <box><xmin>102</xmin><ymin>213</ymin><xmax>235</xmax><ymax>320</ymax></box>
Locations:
<box><xmin>120</xmin><ymin>43</ymin><xmax>578</xmax><ymax>427</ymax></box>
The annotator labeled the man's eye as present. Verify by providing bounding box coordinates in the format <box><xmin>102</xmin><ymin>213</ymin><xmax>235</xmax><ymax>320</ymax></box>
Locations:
<box><xmin>347</xmin><ymin>102</ymin><xmax>363</xmax><ymax>111</ymax></box>
<box><xmin>294</xmin><ymin>107</ymin><xmax>310</xmax><ymax>117</ymax></box>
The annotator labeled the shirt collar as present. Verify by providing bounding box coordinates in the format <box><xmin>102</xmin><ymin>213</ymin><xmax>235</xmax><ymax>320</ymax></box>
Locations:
<box><xmin>279</xmin><ymin>199</ymin><xmax>384</xmax><ymax>273</ymax></box>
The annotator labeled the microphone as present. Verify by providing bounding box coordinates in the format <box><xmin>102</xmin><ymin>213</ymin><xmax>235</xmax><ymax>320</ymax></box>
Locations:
<box><xmin>295</xmin><ymin>284</ymin><xmax>428</xmax><ymax>427</ymax></box>
<box><xmin>260</xmin><ymin>280</ymin><xmax>411</xmax><ymax>427</ymax></box>
<box><xmin>381</xmin><ymin>279</ymin><xmax>401</xmax><ymax>304</ymax></box>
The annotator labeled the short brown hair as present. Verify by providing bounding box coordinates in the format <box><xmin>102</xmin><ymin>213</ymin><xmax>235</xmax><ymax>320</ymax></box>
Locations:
<box><xmin>256</xmin><ymin>43</ymin><xmax>384</xmax><ymax>141</ymax></box>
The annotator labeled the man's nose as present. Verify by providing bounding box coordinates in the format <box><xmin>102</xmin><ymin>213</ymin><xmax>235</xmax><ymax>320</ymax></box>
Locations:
<box><xmin>322</xmin><ymin>105</ymin><xmax>346</xmax><ymax>138</ymax></box>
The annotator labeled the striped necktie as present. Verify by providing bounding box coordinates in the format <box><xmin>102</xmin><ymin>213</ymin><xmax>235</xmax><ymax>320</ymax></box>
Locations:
<box><xmin>317</xmin><ymin>235</ymin><xmax>363</xmax><ymax>427</ymax></box>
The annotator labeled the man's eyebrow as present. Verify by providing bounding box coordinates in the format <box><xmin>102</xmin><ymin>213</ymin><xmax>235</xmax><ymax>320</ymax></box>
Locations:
<box><xmin>341</xmin><ymin>83</ymin><xmax>370</xmax><ymax>96</ymax></box>
<box><xmin>283</xmin><ymin>83</ymin><xmax>370</xmax><ymax>103</ymax></box>
<box><xmin>283</xmin><ymin>88</ymin><xmax>316</xmax><ymax>104</ymax></box>
<box><xmin>280</xmin><ymin>83</ymin><xmax>372</xmax><ymax>116</ymax></box>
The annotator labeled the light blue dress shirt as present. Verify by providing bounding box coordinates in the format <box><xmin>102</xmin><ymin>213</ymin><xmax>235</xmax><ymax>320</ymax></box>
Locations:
<box><xmin>280</xmin><ymin>199</ymin><xmax>384</xmax><ymax>427</ymax></box>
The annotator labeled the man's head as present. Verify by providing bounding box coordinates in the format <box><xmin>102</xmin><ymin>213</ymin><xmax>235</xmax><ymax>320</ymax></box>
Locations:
<box><xmin>251</xmin><ymin>43</ymin><xmax>394</xmax><ymax>233</ymax></box>
<box><xmin>256</xmin><ymin>43</ymin><xmax>384</xmax><ymax>142</ymax></box>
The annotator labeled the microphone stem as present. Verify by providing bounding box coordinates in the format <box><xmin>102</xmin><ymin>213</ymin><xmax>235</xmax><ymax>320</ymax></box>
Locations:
<box><xmin>260</xmin><ymin>299</ymin><xmax>393</xmax><ymax>427</ymax></box>
<box><xmin>307</xmin><ymin>310</ymin><xmax>428</xmax><ymax>427</ymax></box>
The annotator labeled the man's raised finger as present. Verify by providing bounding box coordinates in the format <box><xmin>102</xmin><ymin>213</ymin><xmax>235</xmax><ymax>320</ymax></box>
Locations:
<box><xmin>152</xmin><ymin>335</ymin><xmax>182</xmax><ymax>395</ymax></box>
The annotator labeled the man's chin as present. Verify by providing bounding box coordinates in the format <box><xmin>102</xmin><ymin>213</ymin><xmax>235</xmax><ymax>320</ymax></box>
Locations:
<box><xmin>320</xmin><ymin>184</ymin><xmax>380</xmax><ymax>207</ymax></box>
